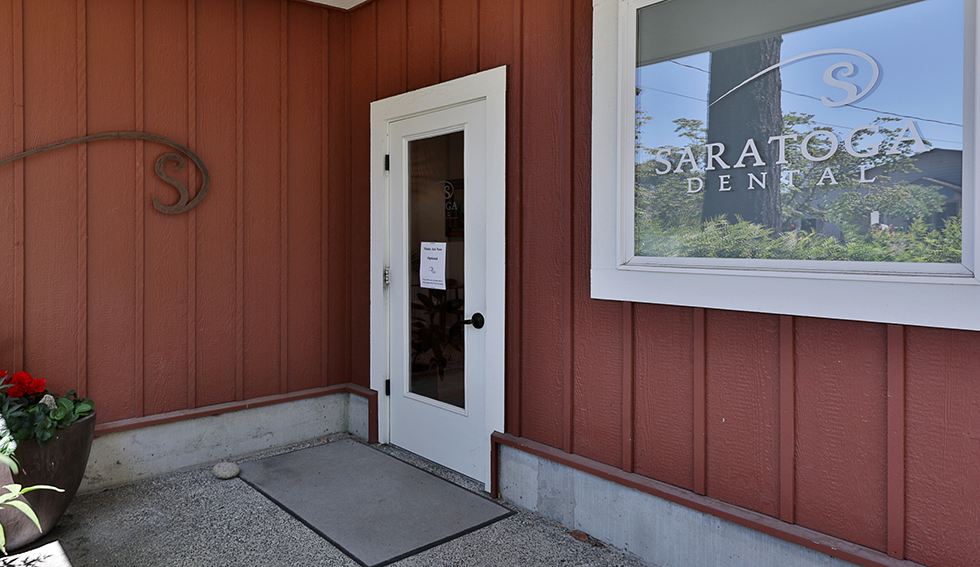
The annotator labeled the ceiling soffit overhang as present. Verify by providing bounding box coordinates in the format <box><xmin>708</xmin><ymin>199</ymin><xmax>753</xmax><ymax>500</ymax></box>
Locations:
<box><xmin>304</xmin><ymin>0</ymin><xmax>371</xmax><ymax>10</ymax></box>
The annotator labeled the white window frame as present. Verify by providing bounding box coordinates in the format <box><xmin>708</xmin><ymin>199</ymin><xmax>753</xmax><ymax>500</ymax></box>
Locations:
<box><xmin>591</xmin><ymin>0</ymin><xmax>980</xmax><ymax>331</ymax></box>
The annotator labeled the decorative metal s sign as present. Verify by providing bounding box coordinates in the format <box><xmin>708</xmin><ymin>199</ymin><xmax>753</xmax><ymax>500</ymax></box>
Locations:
<box><xmin>0</xmin><ymin>132</ymin><xmax>209</xmax><ymax>214</ymax></box>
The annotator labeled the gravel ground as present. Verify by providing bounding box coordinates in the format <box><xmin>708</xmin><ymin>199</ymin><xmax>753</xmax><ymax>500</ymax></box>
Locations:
<box><xmin>27</xmin><ymin>436</ymin><xmax>651</xmax><ymax>567</ymax></box>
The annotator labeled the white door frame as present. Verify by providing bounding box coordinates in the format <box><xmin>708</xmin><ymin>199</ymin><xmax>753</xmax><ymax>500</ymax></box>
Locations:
<box><xmin>369</xmin><ymin>66</ymin><xmax>506</xmax><ymax>490</ymax></box>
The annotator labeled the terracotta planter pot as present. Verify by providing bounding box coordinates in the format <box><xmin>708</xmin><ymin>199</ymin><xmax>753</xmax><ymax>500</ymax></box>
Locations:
<box><xmin>0</xmin><ymin>413</ymin><xmax>95</xmax><ymax>552</ymax></box>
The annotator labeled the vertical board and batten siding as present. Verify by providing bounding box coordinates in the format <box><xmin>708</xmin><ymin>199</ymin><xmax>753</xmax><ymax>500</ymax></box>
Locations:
<box><xmin>0</xmin><ymin>1</ymin><xmax>14</xmax><ymax>389</ymax></box>
<box><xmin>904</xmin><ymin>327</ymin><xmax>980</xmax><ymax>567</ymax></box>
<box><xmin>348</xmin><ymin>1</ymin><xmax>375</xmax><ymax>391</ymax></box>
<box><xmin>519</xmin><ymin>0</ymin><xmax>574</xmax><ymax>452</ymax></box>
<box><xmin>345</xmin><ymin>1</ymin><xmax>977</xmax><ymax>565</ymax></box>
<box><xmin>326</xmin><ymin>5</ymin><xmax>352</xmax><ymax>402</ymax></box>
<box><xmin>794</xmin><ymin>319</ymin><xmax>889</xmax><ymax>552</ymax></box>
<box><xmin>144</xmin><ymin>0</ymin><xmax>190</xmax><ymax>415</ymax></box>
<box><xmin>1</xmin><ymin>0</ymin><xmax>977</xmax><ymax>565</ymax></box>
<box><xmin>632</xmin><ymin>304</ymin><xmax>696</xmax><ymax>490</ymax></box>
<box><xmin>86</xmin><ymin>0</ymin><xmax>139</xmax><ymax>420</ymax></box>
<box><xmin>704</xmin><ymin>310</ymin><xmax>781</xmax><ymax>518</ymax></box>
<box><xmin>570</xmin><ymin>0</ymin><xmax>624</xmax><ymax>469</ymax></box>
<box><xmin>0</xmin><ymin>0</ymin><xmax>352</xmax><ymax>427</ymax></box>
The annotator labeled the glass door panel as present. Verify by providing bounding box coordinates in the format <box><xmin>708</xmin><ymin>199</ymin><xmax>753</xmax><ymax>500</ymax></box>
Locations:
<box><xmin>408</xmin><ymin>131</ymin><xmax>465</xmax><ymax>409</ymax></box>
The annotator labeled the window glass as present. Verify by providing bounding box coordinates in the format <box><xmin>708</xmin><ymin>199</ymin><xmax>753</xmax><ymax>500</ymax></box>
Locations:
<box><xmin>634</xmin><ymin>0</ymin><xmax>964</xmax><ymax>263</ymax></box>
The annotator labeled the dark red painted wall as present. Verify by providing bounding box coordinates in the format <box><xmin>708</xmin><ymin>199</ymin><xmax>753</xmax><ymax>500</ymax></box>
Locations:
<box><xmin>0</xmin><ymin>0</ymin><xmax>351</xmax><ymax>425</ymax></box>
<box><xmin>2</xmin><ymin>0</ymin><xmax>977</xmax><ymax>565</ymax></box>
<box><xmin>344</xmin><ymin>1</ymin><xmax>978</xmax><ymax>566</ymax></box>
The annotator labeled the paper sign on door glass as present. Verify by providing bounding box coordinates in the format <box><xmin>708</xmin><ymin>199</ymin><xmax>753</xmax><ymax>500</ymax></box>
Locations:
<box><xmin>420</xmin><ymin>242</ymin><xmax>447</xmax><ymax>290</ymax></box>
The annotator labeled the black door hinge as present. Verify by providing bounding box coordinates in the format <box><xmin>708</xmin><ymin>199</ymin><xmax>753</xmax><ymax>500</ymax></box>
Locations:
<box><xmin>384</xmin><ymin>154</ymin><xmax>390</xmax><ymax>171</ymax></box>
<box><xmin>385</xmin><ymin>379</ymin><xmax>390</xmax><ymax>396</ymax></box>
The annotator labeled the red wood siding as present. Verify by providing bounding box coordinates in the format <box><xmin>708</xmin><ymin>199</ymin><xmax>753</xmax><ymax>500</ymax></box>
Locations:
<box><xmin>344</xmin><ymin>1</ymin><xmax>979</xmax><ymax>565</ymax></box>
<box><xmin>794</xmin><ymin>318</ymin><xmax>889</xmax><ymax>552</ymax></box>
<box><xmin>86</xmin><ymin>0</ymin><xmax>139</xmax><ymax>420</ymax></box>
<box><xmin>569</xmin><ymin>0</ymin><xmax>623</xmax><ymax>468</ymax></box>
<box><xmin>632</xmin><ymin>304</ymin><xmax>695</xmax><ymax>491</ymax></box>
<box><xmin>0</xmin><ymin>0</ymin><xmax>14</xmax><ymax>378</ymax></box>
<box><xmin>348</xmin><ymin>1</ymin><xmax>375</xmax><ymax>389</ymax></box>
<box><xmin>904</xmin><ymin>327</ymin><xmax>980</xmax><ymax>566</ymax></box>
<box><xmin>286</xmin><ymin>1</ymin><xmax>326</xmax><ymax>393</ymax></box>
<box><xmin>0</xmin><ymin>0</ymin><xmax>352</xmax><ymax>426</ymax></box>
<box><xmin>23</xmin><ymin>0</ymin><xmax>90</xmax><ymax>405</ymax></box>
<box><xmin>145</xmin><ymin>0</ymin><xmax>191</xmax><ymax>416</ymax></box>
<box><xmin>704</xmin><ymin>310</ymin><xmax>781</xmax><ymax>518</ymax></box>
<box><xmin>520</xmin><ymin>0</ymin><xmax>573</xmax><ymax>451</ymax></box>
<box><xmin>325</xmin><ymin>10</ymin><xmax>352</xmax><ymax>390</ymax></box>
<box><xmin>2</xmin><ymin>0</ymin><xmax>977</xmax><ymax>565</ymax></box>
<box><xmin>195</xmin><ymin>0</ymin><xmax>240</xmax><ymax>408</ymax></box>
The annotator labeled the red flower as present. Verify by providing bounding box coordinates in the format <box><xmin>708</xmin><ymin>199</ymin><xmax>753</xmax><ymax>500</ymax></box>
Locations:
<box><xmin>3</xmin><ymin>371</ymin><xmax>46</xmax><ymax>398</ymax></box>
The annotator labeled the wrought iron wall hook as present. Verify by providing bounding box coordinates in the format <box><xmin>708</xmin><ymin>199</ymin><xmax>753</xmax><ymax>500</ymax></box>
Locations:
<box><xmin>0</xmin><ymin>132</ymin><xmax>209</xmax><ymax>215</ymax></box>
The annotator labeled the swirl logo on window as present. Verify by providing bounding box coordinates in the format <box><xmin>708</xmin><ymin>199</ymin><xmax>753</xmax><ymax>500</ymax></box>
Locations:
<box><xmin>710</xmin><ymin>49</ymin><xmax>881</xmax><ymax>109</ymax></box>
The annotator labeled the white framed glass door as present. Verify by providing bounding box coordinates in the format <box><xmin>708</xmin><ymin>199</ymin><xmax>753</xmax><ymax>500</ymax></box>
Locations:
<box><xmin>388</xmin><ymin>105</ymin><xmax>487</xmax><ymax>481</ymax></box>
<box><xmin>370</xmin><ymin>67</ymin><xmax>506</xmax><ymax>490</ymax></box>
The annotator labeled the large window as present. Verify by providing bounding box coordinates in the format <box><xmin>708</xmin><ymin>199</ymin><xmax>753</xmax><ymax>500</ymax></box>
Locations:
<box><xmin>592</xmin><ymin>0</ymin><xmax>980</xmax><ymax>330</ymax></box>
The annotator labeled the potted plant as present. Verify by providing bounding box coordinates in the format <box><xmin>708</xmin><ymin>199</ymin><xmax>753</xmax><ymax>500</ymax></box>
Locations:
<box><xmin>0</xmin><ymin>452</ymin><xmax>63</xmax><ymax>553</ymax></box>
<box><xmin>0</xmin><ymin>452</ymin><xmax>73</xmax><ymax>566</ymax></box>
<box><xmin>0</xmin><ymin>371</ymin><xmax>94</xmax><ymax>552</ymax></box>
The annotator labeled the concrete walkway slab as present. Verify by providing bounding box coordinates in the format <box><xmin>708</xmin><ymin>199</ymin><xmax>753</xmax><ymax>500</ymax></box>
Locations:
<box><xmin>239</xmin><ymin>439</ymin><xmax>512</xmax><ymax>567</ymax></box>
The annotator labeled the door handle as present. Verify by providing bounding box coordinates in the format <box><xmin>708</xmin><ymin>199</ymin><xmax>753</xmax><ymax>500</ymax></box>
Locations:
<box><xmin>463</xmin><ymin>312</ymin><xmax>485</xmax><ymax>329</ymax></box>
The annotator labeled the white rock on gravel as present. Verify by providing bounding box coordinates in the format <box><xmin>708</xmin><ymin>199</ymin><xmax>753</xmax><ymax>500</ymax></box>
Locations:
<box><xmin>212</xmin><ymin>462</ymin><xmax>241</xmax><ymax>480</ymax></box>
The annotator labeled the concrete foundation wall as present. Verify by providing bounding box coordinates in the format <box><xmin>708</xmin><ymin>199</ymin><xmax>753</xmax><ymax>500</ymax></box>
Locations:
<box><xmin>348</xmin><ymin>394</ymin><xmax>370</xmax><ymax>441</ymax></box>
<box><xmin>499</xmin><ymin>446</ymin><xmax>858</xmax><ymax>567</ymax></box>
<box><xmin>81</xmin><ymin>392</ymin><xmax>368</xmax><ymax>493</ymax></box>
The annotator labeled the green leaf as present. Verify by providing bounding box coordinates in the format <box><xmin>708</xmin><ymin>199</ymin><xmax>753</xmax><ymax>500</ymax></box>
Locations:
<box><xmin>3</xmin><ymin>499</ymin><xmax>42</xmax><ymax>532</ymax></box>
<box><xmin>19</xmin><ymin>484</ymin><xmax>63</xmax><ymax>494</ymax></box>
<box><xmin>35</xmin><ymin>428</ymin><xmax>53</xmax><ymax>445</ymax></box>
<box><xmin>0</xmin><ymin>455</ymin><xmax>18</xmax><ymax>474</ymax></box>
